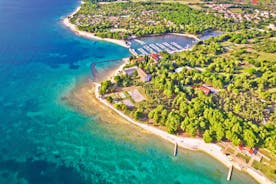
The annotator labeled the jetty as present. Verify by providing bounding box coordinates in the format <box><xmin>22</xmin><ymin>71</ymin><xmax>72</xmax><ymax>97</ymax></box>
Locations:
<box><xmin>174</xmin><ymin>142</ymin><xmax>178</xmax><ymax>156</ymax></box>
<box><xmin>227</xmin><ymin>165</ymin><xmax>233</xmax><ymax>181</ymax></box>
<box><xmin>90</xmin><ymin>63</ymin><xmax>98</xmax><ymax>78</ymax></box>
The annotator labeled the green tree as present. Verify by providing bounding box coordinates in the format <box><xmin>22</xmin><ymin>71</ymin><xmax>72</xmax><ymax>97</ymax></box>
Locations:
<box><xmin>203</xmin><ymin>130</ymin><xmax>213</xmax><ymax>143</ymax></box>
<box><xmin>166</xmin><ymin>111</ymin><xmax>182</xmax><ymax>134</ymax></box>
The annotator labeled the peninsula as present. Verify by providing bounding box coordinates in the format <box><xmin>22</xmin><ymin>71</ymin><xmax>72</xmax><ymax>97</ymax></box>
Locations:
<box><xmin>65</xmin><ymin>0</ymin><xmax>276</xmax><ymax>183</ymax></box>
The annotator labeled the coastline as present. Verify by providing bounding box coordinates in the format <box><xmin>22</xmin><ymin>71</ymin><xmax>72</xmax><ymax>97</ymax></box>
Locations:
<box><xmin>62</xmin><ymin>1</ymin><xmax>273</xmax><ymax>184</ymax></box>
<box><xmin>62</xmin><ymin>2</ymin><xmax>129</xmax><ymax>48</ymax></box>
<box><xmin>92</xmin><ymin>60</ymin><xmax>272</xmax><ymax>184</ymax></box>
<box><xmin>94</xmin><ymin>80</ymin><xmax>272</xmax><ymax>184</ymax></box>
<box><xmin>62</xmin><ymin>1</ymin><xmax>202</xmax><ymax>50</ymax></box>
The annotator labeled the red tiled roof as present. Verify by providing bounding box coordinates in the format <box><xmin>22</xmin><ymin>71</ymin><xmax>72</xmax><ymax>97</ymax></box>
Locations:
<box><xmin>150</xmin><ymin>53</ymin><xmax>160</xmax><ymax>57</ymax></box>
<box><xmin>198</xmin><ymin>86</ymin><xmax>211</xmax><ymax>95</ymax></box>
<box><xmin>149</xmin><ymin>53</ymin><xmax>161</xmax><ymax>62</ymax></box>
<box><xmin>251</xmin><ymin>0</ymin><xmax>258</xmax><ymax>4</ymax></box>
<box><xmin>136</xmin><ymin>57</ymin><xmax>145</xmax><ymax>62</ymax></box>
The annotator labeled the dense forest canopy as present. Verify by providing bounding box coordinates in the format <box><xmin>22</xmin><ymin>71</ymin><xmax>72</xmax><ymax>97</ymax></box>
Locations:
<box><xmin>70</xmin><ymin>1</ymin><xmax>253</xmax><ymax>39</ymax></box>
<box><xmin>100</xmin><ymin>30</ymin><xmax>276</xmax><ymax>154</ymax></box>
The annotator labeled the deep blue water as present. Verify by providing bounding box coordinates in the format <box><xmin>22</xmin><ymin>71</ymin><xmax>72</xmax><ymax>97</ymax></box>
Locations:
<box><xmin>0</xmin><ymin>0</ymin><xmax>258</xmax><ymax>183</ymax></box>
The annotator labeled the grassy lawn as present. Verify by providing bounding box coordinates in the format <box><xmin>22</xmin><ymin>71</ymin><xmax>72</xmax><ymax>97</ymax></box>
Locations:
<box><xmin>253</xmin><ymin>160</ymin><xmax>276</xmax><ymax>181</ymax></box>
<box><xmin>226</xmin><ymin>147</ymin><xmax>236</xmax><ymax>155</ymax></box>
<box><xmin>237</xmin><ymin>153</ymin><xmax>250</xmax><ymax>163</ymax></box>
<box><xmin>252</xmin><ymin>149</ymin><xmax>276</xmax><ymax>181</ymax></box>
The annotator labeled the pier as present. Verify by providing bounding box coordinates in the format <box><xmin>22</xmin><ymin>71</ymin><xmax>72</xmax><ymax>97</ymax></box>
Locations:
<box><xmin>137</xmin><ymin>48</ymin><xmax>149</xmax><ymax>55</ymax></box>
<box><xmin>129</xmin><ymin>49</ymin><xmax>138</xmax><ymax>56</ymax></box>
<box><xmin>174</xmin><ymin>142</ymin><xmax>178</xmax><ymax>156</ymax></box>
<box><xmin>143</xmin><ymin>45</ymin><xmax>156</xmax><ymax>54</ymax></box>
<box><xmin>163</xmin><ymin>42</ymin><xmax>178</xmax><ymax>51</ymax></box>
<box><xmin>227</xmin><ymin>165</ymin><xmax>233</xmax><ymax>181</ymax></box>
<box><xmin>171</xmin><ymin>42</ymin><xmax>184</xmax><ymax>50</ymax></box>
<box><xmin>149</xmin><ymin>44</ymin><xmax>162</xmax><ymax>52</ymax></box>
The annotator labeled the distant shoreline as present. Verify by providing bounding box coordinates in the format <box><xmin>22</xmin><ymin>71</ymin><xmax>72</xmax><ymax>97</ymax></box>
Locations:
<box><xmin>62</xmin><ymin>1</ymin><xmax>129</xmax><ymax>48</ymax></box>
<box><xmin>62</xmin><ymin>1</ymin><xmax>203</xmax><ymax>50</ymax></box>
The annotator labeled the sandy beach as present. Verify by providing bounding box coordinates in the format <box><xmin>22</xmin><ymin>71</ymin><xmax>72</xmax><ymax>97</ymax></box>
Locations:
<box><xmin>62</xmin><ymin>1</ymin><xmax>202</xmax><ymax>49</ymax></box>
<box><xmin>94</xmin><ymin>81</ymin><xmax>272</xmax><ymax>184</ymax></box>
<box><xmin>64</xmin><ymin>62</ymin><xmax>272</xmax><ymax>184</ymax></box>
<box><xmin>62</xmin><ymin>2</ymin><xmax>129</xmax><ymax>48</ymax></box>
<box><xmin>89</xmin><ymin>60</ymin><xmax>272</xmax><ymax>184</ymax></box>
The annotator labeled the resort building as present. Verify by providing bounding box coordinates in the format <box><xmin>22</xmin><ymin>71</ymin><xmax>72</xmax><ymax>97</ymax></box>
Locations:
<box><xmin>198</xmin><ymin>86</ymin><xmax>211</xmax><ymax>95</ymax></box>
<box><xmin>132</xmin><ymin>57</ymin><xmax>145</xmax><ymax>63</ymax></box>
<box><xmin>149</xmin><ymin>53</ymin><xmax>161</xmax><ymax>63</ymax></box>
<box><xmin>137</xmin><ymin>68</ymin><xmax>152</xmax><ymax>82</ymax></box>
<box><xmin>123</xmin><ymin>66</ymin><xmax>138</xmax><ymax>76</ymax></box>
<box><xmin>202</xmin><ymin>85</ymin><xmax>219</xmax><ymax>94</ymax></box>
<box><xmin>175</xmin><ymin>67</ymin><xmax>184</xmax><ymax>73</ymax></box>
<box><xmin>123</xmin><ymin>66</ymin><xmax>152</xmax><ymax>82</ymax></box>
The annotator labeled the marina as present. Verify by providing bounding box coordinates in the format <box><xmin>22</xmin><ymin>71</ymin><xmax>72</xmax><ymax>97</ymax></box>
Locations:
<box><xmin>129</xmin><ymin>34</ymin><xmax>197</xmax><ymax>55</ymax></box>
<box><xmin>132</xmin><ymin>42</ymin><xmax>189</xmax><ymax>55</ymax></box>
<box><xmin>128</xmin><ymin>32</ymin><xmax>223</xmax><ymax>56</ymax></box>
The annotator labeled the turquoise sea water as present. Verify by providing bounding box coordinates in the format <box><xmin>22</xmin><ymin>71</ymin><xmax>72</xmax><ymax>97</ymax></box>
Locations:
<box><xmin>0</xmin><ymin>0</ymin><xmax>258</xmax><ymax>183</ymax></box>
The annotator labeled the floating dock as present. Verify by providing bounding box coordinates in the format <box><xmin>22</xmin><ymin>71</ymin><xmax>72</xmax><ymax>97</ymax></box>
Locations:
<box><xmin>143</xmin><ymin>45</ymin><xmax>156</xmax><ymax>54</ymax></box>
<box><xmin>129</xmin><ymin>49</ymin><xmax>138</xmax><ymax>56</ymax></box>
<box><xmin>137</xmin><ymin>48</ymin><xmax>148</xmax><ymax>55</ymax></box>
<box><xmin>171</xmin><ymin>42</ymin><xmax>184</xmax><ymax>50</ymax></box>
<box><xmin>149</xmin><ymin>44</ymin><xmax>162</xmax><ymax>53</ymax></box>
<box><xmin>227</xmin><ymin>165</ymin><xmax>233</xmax><ymax>181</ymax></box>
<box><xmin>163</xmin><ymin>42</ymin><xmax>178</xmax><ymax>51</ymax></box>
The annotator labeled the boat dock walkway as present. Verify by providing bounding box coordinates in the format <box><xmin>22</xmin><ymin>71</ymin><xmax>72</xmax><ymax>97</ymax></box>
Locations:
<box><xmin>137</xmin><ymin>48</ymin><xmax>149</xmax><ymax>55</ymax></box>
<box><xmin>227</xmin><ymin>165</ymin><xmax>233</xmax><ymax>181</ymax></box>
<box><xmin>174</xmin><ymin>142</ymin><xmax>178</xmax><ymax>156</ymax></box>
